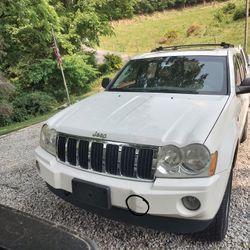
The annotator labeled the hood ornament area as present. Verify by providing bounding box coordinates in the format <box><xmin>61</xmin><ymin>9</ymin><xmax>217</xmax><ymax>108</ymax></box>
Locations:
<box><xmin>92</xmin><ymin>131</ymin><xmax>107</xmax><ymax>139</ymax></box>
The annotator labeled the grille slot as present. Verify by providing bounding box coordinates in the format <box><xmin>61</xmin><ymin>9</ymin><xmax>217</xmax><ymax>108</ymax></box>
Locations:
<box><xmin>57</xmin><ymin>136</ymin><xmax>66</xmax><ymax>162</ymax></box>
<box><xmin>78</xmin><ymin>140</ymin><xmax>89</xmax><ymax>169</ymax></box>
<box><xmin>137</xmin><ymin>149</ymin><xmax>154</xmax><ymax>179</ymax></box>
<box><xmin>67</xmin><ymin>138</ymin><xmax>77</xmax><ymax>165</ymax></box>
<box><xmin>56</xmin><ymin>134</ymin><xmax>158</xmax><ymax>181</ymax></box>
<box><xmin>91</xmin><ymin>142</ymin><xmax>103</xmax><ymax>172</ymax></box>
<box><xmin>105</xmin><ymin>144</ymin><xmax>119</xmax><ymax>174</ymax></box>
<box><xmin>121</xmin><ymin>146</ymin><xmax>135</xmax><ymax>177</ymax></box>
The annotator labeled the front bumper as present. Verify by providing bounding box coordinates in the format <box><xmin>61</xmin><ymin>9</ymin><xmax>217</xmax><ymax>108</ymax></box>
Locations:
<box><xmin>46</xmin><ymin>183</ymin><xmax>211</xmax><ymax>233</ymax></box>
<box><xmin>35</xmin><ymin>146</ymin><xmax>230</xmax><ymax>231</ymax></box>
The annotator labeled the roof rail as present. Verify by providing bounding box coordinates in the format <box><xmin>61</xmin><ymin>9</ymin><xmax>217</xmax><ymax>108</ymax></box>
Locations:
<box><xmin>151</xmin><ymin>42</ymin><xmax>234</xmax><ymax>52</ymax></box>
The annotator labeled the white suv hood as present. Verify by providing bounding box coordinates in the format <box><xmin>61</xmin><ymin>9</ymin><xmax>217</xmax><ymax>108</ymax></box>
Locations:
<box><xmin>48</xmin><ymin>92</ymin><xmax>228</xmax><ymax>146</ymax></box>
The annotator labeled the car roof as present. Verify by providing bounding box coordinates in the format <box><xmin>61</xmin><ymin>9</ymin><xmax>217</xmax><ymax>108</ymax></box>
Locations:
<box><xmin>132</xmin><ymin>49</ymin><xmax>231</xmax><ymax>60</ymax></box>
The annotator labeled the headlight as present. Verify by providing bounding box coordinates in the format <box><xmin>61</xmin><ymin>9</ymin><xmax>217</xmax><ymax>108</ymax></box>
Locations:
<box><xmin>156</xmin><ymin>143</ymin><xmax>217</xmax><ymax>178</ymax></box>
<box><xmin>157</xmin><ymin>145</ymin><xmax>182</xmax><ymax>174</ymax></box>
<box><xmin>40</xmin><ymin>124</ymin><xmax>57</xmax><ymax>156</ymax></box>
<box><xmin>182</xmin><ymin>144</ymin><xmax>210</xmax><ymax>174</ymax></box>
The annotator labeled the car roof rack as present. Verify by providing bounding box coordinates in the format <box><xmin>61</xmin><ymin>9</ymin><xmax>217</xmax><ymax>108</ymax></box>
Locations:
<box><xmin>151</xmin><ymin>42</ymin><xmax>234</xmax><ymax>52</ymax></box>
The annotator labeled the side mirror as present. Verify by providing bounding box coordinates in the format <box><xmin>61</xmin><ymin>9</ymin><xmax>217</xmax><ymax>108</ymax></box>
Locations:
<box><xmin>101</xmin><ymin>77</ymin><xmax>111</xmax><ymax>89</ymax></box>
<box><xmin>241</xmin><ymin>77</ymin><xmax>250</xmax><ymax>86</ymax></box>
<box><xmin>236</xmin><ymin>85</ymin><xmax>250</xmax><ymax>95</ymax></box>
<box><xmin>236</xmin><ymin>78</ymin><xmax>250</xmax><ymax>94</ymax></box>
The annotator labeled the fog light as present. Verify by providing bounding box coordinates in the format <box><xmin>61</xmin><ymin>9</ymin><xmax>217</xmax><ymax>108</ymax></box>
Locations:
<box><xmin>182</xmin><ymin>196</ymin><xmax>201</xmax><ymax>211</ymax></box>
<box><xmin>36</xmin><ymin>161</ymin><xmax>40</xmax><ymax>172</ymax></box>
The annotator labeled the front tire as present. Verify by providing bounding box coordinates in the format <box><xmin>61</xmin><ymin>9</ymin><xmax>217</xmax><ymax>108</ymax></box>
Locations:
<box><xmin>195</xmin><ymin>170</ymin><xmax>233</xmax><ymax>241</ymax></box>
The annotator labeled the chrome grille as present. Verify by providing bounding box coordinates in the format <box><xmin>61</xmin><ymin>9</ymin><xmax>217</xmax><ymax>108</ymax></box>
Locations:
<box><xmin>56</xmin><ymin>133</ymin><xmax>158</xmax><ymax>181</ymax></box>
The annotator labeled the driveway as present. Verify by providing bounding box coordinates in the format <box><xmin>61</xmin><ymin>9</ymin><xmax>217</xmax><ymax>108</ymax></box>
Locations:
<box><xmin>0</xmin><ymin>116</ymin><xmax>249</xmax><ymax>249</ymax></box>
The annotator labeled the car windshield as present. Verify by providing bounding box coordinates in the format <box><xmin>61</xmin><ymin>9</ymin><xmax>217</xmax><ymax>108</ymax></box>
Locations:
<box><xmin>108</xmin><ymin>56</ymin><xmax>228</xmax><ymax>95</ymax></box>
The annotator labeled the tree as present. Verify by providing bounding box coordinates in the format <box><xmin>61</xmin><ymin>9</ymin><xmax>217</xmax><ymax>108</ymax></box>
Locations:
<box><xmin>0</xmin><ymin>0</ymin><xmax>112</xmax><ymax>100</ymax></box>
<box><xmin>50</xmin><ymin>0</ymin><xmax>113</xmax><ymax>53</ymax></box>
<box><xmin>0</xmin><ymin>0</ymin><xmax>59</xmax><ymax>69</ymax></box>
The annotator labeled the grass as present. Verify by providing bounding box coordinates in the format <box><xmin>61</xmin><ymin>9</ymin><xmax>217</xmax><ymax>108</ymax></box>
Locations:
<box><xmin>0</xmin><ymin>74</ymin><xmax>114</xmax><ymax>136</ymax></box>
<box><xmin>99</xmin><ymin>0</ymin><xmax>249</xmax><ymax>54</ymax></box>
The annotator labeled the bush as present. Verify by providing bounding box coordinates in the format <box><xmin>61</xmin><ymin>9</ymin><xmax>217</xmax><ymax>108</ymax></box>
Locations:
<box><xmin>97</xmin><ymin>0</ymin><xmax>136</xmax><ymax>20</ymax></box>
<box><xmin>214</xmin><ymin>9</ymin><xmax>229</xmax><ymax>23</ymax></box>
<box><xmin>99</xmin><ymin>54</ymin><xmax>123</xmax><ymax>73</ymax></box>
<box><xmin>0</xmin><ymin>79</ymin><xmax>15</xmax><ymax>126</ymax></box>
<box><xmin>0</xmin><ymin>82</ymin><xmax>15</xmax><ymax>101</ymax></box>
<box><xmin>0</xmin><ymin>102</ymin><xmax>13</xmax><ymax>126</ymax></box>
<box><xmin>134</xmin><ymin>0</ymin><xmax>154</xmax><ymax>14</ymax></box>
<box><xmin>186</xmin><ymin>23</ymin><xmax>202</xmax><ymax>37</ymax></box>
<box><xmin>12</xmin><ymin>92</ymin><xmax>55</xmax><ymax>122</ymax></box>
<box><xmin>233</xmin><ymin>6</ymin><xmax>246</xmax><ymax>21</ymax></box>
<box><xmin>17</xmin><ymin>54</ymin><xmax>98</xmax><ymax>101</ymax></box>
<box><xmin>222</xmin><ymin>3</ymin><xmax>236</xmax><ymax>14</ymax></box>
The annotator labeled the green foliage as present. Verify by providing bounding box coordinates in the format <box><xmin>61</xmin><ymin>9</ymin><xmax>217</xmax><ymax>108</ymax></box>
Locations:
<box><xmin>222</xmin><ymin>3</ymin><xmax>236</xmax><ymax>14</ymax></box>
<box><xmin>99</xmin><ymin>54</ymin><xmax>123</xmax><ymax>73</ymax></box>
<box><xmin>134</xmin><ymin>0</ymin><xmax>215</xmax><ymax>15</ymax></box>
<box><xmin>213</xmin><ymin>2</ymin><xmax>247</xmax><ymax>24</ymax></box>
<box><xmin>0</xmin><ymin>0</ymin><xmax>59</xmax><ymax>68</ymax></box>
<box><xmin>134</xmin><ymin>0</ymin><xmax>155</xmax><ymax>14</ymax></box>
<box><xmin>97</xmin><ymin>0</ymin><xmax>137</xmax><ymax>20</ymax></box>
<box><xmin>213</xmin><ymin>8</ymin><xmax>231</xmax><ymax>24</ymax></box>
<box><xmin>0</xmin><ymin>79</ymin><xmax>15</xmax><ymax>126</ymax></box>
<box><xmin>233</xmin><ymin>6</ymin><xmax>245</xmax><ymax>21</ymax></box>
<box><xmin>17</xmin><ymin>54</ymin><xmax>97</xmax><ymax>101</ymax></box>
<box><xmin>0</xmin><ymin>0</ymin><xmax>113</xmax><ymax>75</ymax></box>
<box><xmin>50</xmin><ymin>0</ymin><xmax>113</xmax><ymax>52</ymax></box>
<box><xmin>0</xmin><ymin>82</ymin><xmax>15</xmax><ymax>101</ymax></box>
<box><xmin>12</xmin><ymin>91</ymin><xmax>55</xmax><ymax>122</ymax></box>
<box><xmin>62</xmin><ymin>54</ymin><xmax>98</xmax><ymax>96</ymax></box>
<box><xmin>0</xmin><ymin>101</ymin><xmax>13</xmax><ymax>126</ymax></box>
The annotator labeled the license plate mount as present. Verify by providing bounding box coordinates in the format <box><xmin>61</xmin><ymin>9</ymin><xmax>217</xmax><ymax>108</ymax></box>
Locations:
<box><xmin>72</xmin><ymin>179</ymin><xmax>111</xmax><ymax>210</ymax></box>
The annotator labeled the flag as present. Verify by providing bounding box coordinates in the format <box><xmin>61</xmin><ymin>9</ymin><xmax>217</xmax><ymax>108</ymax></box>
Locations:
<box><xmin>51</xmin><ymin>28</ymin><xmax>62</xmax><ymax>67</ymax></box>
<box><xmin>51</xmin><ymin>26</ymin><xmax>70</xmax><ymax>105</ymax></box>
<box><xmin>52</xmin><ymin>41</ymin><xmax>62</xmax><ymax>67</ymax></box>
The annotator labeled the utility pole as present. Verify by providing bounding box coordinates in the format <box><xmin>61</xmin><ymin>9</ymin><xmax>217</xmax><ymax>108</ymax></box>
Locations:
<box><xmin>244</xmin><ymin>0</ymin><xmax>249</xmax><ymax>52</ymax></box>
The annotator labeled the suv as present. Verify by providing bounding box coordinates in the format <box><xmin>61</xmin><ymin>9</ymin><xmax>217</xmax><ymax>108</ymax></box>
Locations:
<box><xmin>35</xmin><ymin>43</ymin><xmax>250</xmax><ymax>241</ymax></box>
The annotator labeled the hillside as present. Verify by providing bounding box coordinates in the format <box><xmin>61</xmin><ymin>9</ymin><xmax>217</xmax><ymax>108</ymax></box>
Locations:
<box><xmin>99</xmin><ymin>0</ymin><xmax>248</xmax><ymax>54</ymax></box>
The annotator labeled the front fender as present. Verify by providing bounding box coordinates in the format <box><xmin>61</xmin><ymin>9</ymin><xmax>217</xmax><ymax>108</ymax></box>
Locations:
<box><xmin>204</xmin><ymin>97</ymin><xmax>239</xmax><ymax>174</ymax></box>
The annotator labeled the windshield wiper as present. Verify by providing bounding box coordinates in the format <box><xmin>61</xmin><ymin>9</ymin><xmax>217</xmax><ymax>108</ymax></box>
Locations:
<box><xmin>108</xmin><ymin>88</ymin><xmax>199</xmax><ymax>94</ymax></box>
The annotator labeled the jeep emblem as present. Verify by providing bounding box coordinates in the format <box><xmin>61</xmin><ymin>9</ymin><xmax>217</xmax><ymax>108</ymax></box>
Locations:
<box><xmin>92</xmin><ymin>131</ymin><xmax>107</xmax><ymax>139</ymax></box>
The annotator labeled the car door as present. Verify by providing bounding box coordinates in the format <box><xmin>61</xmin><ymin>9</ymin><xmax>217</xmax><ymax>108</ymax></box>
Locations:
<box><xmin>234</xmin><ymin>54</ymin><xmax>249</xmax><ymax>136</ymax></box>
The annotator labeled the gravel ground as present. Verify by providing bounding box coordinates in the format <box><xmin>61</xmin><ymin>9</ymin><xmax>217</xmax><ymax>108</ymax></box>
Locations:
<box><xmin>0</xmin><ymin>118</ymin><xmax>249</xmax><ymax>249</ymax></box>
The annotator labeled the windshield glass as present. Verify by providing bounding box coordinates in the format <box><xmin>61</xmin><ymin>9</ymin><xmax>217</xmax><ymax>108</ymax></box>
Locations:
<box><xmin>108</xmin><ymin>56</ymin><xmax>228</xmax><ymax>95</ymax></box>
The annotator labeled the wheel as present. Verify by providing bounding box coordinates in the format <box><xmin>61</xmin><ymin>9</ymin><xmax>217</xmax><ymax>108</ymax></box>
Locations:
<box><xmin>241</xmin><ymin>114</ymin><xmax>248</xmax><ymax>143</ymax></box>
<box><xmin>194</xmin><ymin>170</ymin><xmax>233</xmax><ymax>242</ymax></box>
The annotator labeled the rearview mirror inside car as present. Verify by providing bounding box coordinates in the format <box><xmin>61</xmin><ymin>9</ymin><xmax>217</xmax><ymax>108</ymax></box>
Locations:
<box><xmin>101</xmin><ymin>78</ymin><xmax>111</xmax><ymax>89</ymax></box>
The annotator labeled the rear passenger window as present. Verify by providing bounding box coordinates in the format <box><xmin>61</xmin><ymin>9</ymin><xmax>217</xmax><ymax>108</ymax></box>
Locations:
<box><xmin>234</xmin><ymin>56</ymin><xmax>242</xmax><ymax>86</ymax></box>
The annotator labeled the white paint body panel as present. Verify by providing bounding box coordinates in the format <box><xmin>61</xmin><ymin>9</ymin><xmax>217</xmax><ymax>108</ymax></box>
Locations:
<box><xmin>48</xmin><ymin>92</ymin><xmax>228</xmax><ymax>147</ymax></box>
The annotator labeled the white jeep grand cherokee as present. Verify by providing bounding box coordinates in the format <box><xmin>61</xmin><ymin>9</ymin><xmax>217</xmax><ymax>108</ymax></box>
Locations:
<box><xmin>35</xmin><ymin>43</ymin><xmax>250</xmax><ymax>241</ymax></box>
